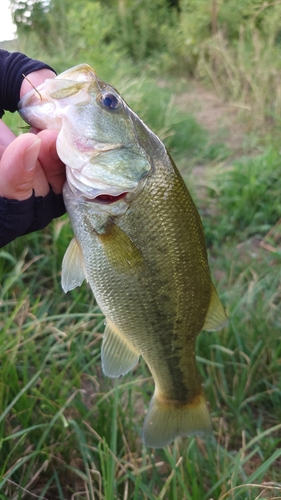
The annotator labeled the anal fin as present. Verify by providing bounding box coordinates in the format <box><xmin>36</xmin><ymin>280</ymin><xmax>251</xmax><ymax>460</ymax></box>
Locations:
<box><xmin>101</xmin><ymin>319</ymin><xmax>140</xmax><ymax>377</ymax></box>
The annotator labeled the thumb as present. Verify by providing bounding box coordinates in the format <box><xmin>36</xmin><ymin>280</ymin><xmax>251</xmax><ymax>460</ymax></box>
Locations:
<box><xmin>0</xmin><ymin>134</ymin><xmax>41</xmax><ymax>201</ymax></box>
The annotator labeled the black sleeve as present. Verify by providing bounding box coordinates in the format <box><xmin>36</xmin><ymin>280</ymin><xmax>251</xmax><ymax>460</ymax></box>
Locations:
<box><xmin>0</xmin><ymin>187</ymin><xmax>66</xmax><ymax>248</ymax></box>
<box><xmin>0</xmin><ymin>50</ymin><xmax>65</xmax><ymax>248</ymax></box>
<box><xmin>0</xmin><ymin>49</ymin><xmax>56</xmax><ymax>118</ymax></box>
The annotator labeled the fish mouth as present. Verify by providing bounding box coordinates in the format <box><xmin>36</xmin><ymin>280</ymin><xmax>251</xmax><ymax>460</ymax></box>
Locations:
<box><xmin>91</xmin><ymin>192</ymin><xmax>128</xmax><ymax>204</ymax></box>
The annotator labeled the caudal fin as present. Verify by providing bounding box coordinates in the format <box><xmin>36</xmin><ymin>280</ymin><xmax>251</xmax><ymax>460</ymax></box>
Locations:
<box><xmin>142</xmin><ymin>392</ymin><xmax>212</xmax><ymax>448</ymax></box>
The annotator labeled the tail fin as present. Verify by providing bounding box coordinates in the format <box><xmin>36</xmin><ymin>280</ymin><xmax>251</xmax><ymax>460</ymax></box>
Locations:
<box><xmin>142</xmin><ymin>392</ymin><xmax>212</xmax><ymax>448</ymax></box>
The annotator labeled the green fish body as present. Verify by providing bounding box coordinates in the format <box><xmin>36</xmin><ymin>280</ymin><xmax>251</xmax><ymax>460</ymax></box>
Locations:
<box><xmin>19</xmin><ymin>64</ymin><xmax>228</xmax><ymax>447</ymax></box>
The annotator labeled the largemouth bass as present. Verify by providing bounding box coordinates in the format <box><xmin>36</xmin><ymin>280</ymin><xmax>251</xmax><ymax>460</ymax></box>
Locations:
<box><xmin>19</xmin><ymin>64</ymin><xmax>228</xmax><ymax>448</ymax></box>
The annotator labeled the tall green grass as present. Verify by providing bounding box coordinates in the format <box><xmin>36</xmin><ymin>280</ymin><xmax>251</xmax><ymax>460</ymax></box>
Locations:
<box><xmin>0</xmin><ymin>224</ymin><xmax>281</xmax><ymax>498</ymax></box>
<box><xmin>1</xmin><ymin>68</ymin><xmax>281</xmax><ymax>497</ymax></box>
<box><xmin>203</xmin><ymin>147</ymin><xmax>281</xmax><ymax>245</ymax></box>
<box><xmin>1</xmin><ymin>11</ymin><xmax>281</xmax><ymax>495</ymax></box>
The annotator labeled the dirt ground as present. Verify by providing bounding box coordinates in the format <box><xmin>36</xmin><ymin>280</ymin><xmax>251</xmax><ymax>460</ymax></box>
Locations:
<box><xmin>174</xmin><ymin>82</ymin><xmax>249</xmax><ymax>154</ymax></box>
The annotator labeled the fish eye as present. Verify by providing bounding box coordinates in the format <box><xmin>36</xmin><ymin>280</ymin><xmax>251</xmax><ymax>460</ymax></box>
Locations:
<box><xmin>99</xmin><ymin>93</ymin><xmax>121</xmax><ymax>110</ymax></box>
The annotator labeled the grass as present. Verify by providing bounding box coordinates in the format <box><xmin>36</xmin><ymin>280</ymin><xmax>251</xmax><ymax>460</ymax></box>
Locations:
<box><xmin>202</xmin><ymin>147</ymin><xmax>281</xmax><ymax>245</ymax></box>
<box><xmin>1</xmin><ymin>55</ymin><xmax>281</xmax><ymax>498</ymax></box>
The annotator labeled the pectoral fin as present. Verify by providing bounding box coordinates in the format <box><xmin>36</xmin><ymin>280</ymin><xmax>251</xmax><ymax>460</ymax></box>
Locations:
<box><xmin>98</xmin><ymin>222</ymin><xmax>143</xmax><ymax>273</ymax></box>
<box><xmin>101</xmin><ymin>319</ymin><xmax>140</xmax><ymax>377</ymax></box>
<box><xmin>203</xmin><ymin>283</ymin><xmax>229</xmax><ymax>332</ymax></box>
<box><xmin>61</xmin><ymin>237</ymin><xmax>87</xmax><ymax>292</ymax></box>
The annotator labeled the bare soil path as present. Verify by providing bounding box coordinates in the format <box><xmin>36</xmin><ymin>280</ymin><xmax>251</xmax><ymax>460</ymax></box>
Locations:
<box><xmin>174</xmin><ymin>83</ymin><xmax>248</xmax><ymax>154</ymax></box>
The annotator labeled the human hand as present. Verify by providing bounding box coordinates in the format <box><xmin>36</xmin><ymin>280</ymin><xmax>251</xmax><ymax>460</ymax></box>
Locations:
<box><xmin>0</xmin><ymin>69</ymin><xmax>66</xmax><ymax>201</ymax></box>
<box><xmin>0</xmin><ymin>68</ymin><xmax>66</xmax><ymax>247</ymax></box>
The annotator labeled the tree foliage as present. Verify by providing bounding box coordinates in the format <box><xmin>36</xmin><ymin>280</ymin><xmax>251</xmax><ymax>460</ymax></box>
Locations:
<box><xmin>9</xmin><ymin>0</ymin><xmax>281</xmax><ymax>80</ymax></box>
<box><xmin>11</xmin><ymin>0</ymin><xmax>50</xmax><ymax>38</ymax></box>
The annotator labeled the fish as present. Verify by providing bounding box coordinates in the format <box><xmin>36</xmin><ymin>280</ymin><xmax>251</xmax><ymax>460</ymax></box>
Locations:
<box><xmin>18</xmin><ymin>64</ymin><xmax>228</xmax><ymax>448</ymax></box>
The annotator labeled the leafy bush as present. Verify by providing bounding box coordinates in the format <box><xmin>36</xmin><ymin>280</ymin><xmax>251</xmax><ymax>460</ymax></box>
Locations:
<box><xmin>113</xmin><ymin>0</ymin><xmax>178</xmax><ymax>60</ymax></box>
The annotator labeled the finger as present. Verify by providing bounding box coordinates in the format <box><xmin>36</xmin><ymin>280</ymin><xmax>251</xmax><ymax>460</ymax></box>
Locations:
<box><xmin>0</xmin><ymin>134</ymin><xmax>49</xmax><ymax>200</ymax></box>
<box><xmin>20</xmin><ymin>69</ymin><xmax>56</xmax><ymax>99</ymax></box>
<box><xmin>37</xmin><ymin>129</ymin><xmax>66</xmax><ymax>194</ymax></box>
<box><xmin>30</xmin><ymin>126</ymin><xmax>42</xmax><ymax>134</ymax></box>
<box><xmin>0</xmin><ymin>119</ymin><xmax>17</xmax><ymax>148</ymax></box>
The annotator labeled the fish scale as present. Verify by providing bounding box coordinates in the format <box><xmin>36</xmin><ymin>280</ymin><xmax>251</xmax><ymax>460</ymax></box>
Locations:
<box><xmin>64</xmin><ymin>156</ymin><xmax>210</xmax><ymax>401</ymax></box>
<box><xmin>18</xmin><ymin>63</ymin><xmax>228</xmax><ymax>447</ymax></box>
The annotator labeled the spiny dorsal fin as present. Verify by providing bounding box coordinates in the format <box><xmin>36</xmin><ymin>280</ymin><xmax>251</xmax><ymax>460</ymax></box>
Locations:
<box><xmin>61</xmin><ymin>237</ymin><xmax>87</xmax><ymax>292</ymax></box>
<box><xmin>101</xmin><ymin>319</ymin><xmax>140</xmax><ymax>377</ymax></box>
<box><xmin>203</xmin><ymin>282</ymin><xmax>229</xmax><ymax>332</ymax></box>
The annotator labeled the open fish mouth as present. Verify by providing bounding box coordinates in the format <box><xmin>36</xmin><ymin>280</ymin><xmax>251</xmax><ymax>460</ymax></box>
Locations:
<box><xmin>65</xmin><ymin>165</ymin><xmax>135</xmax><ymax>206</ymax></box>
<box><xmin>90</xmin><ymin>192</ymin><xmax>128</xmax><ymax>204</ymax></box>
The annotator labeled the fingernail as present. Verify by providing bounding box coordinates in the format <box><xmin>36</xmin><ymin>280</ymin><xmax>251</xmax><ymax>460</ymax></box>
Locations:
<box><xmin>23</xmin><ymin>138</ymin><xmax>41</xmax><ymax>171</ymax></box>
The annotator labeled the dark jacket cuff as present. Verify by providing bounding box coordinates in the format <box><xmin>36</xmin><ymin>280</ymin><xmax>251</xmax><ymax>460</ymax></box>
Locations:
<box><xmin>0</xmin><ymin>187</ymin><xmax>66</xmax><ymax>248</ymax></box>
